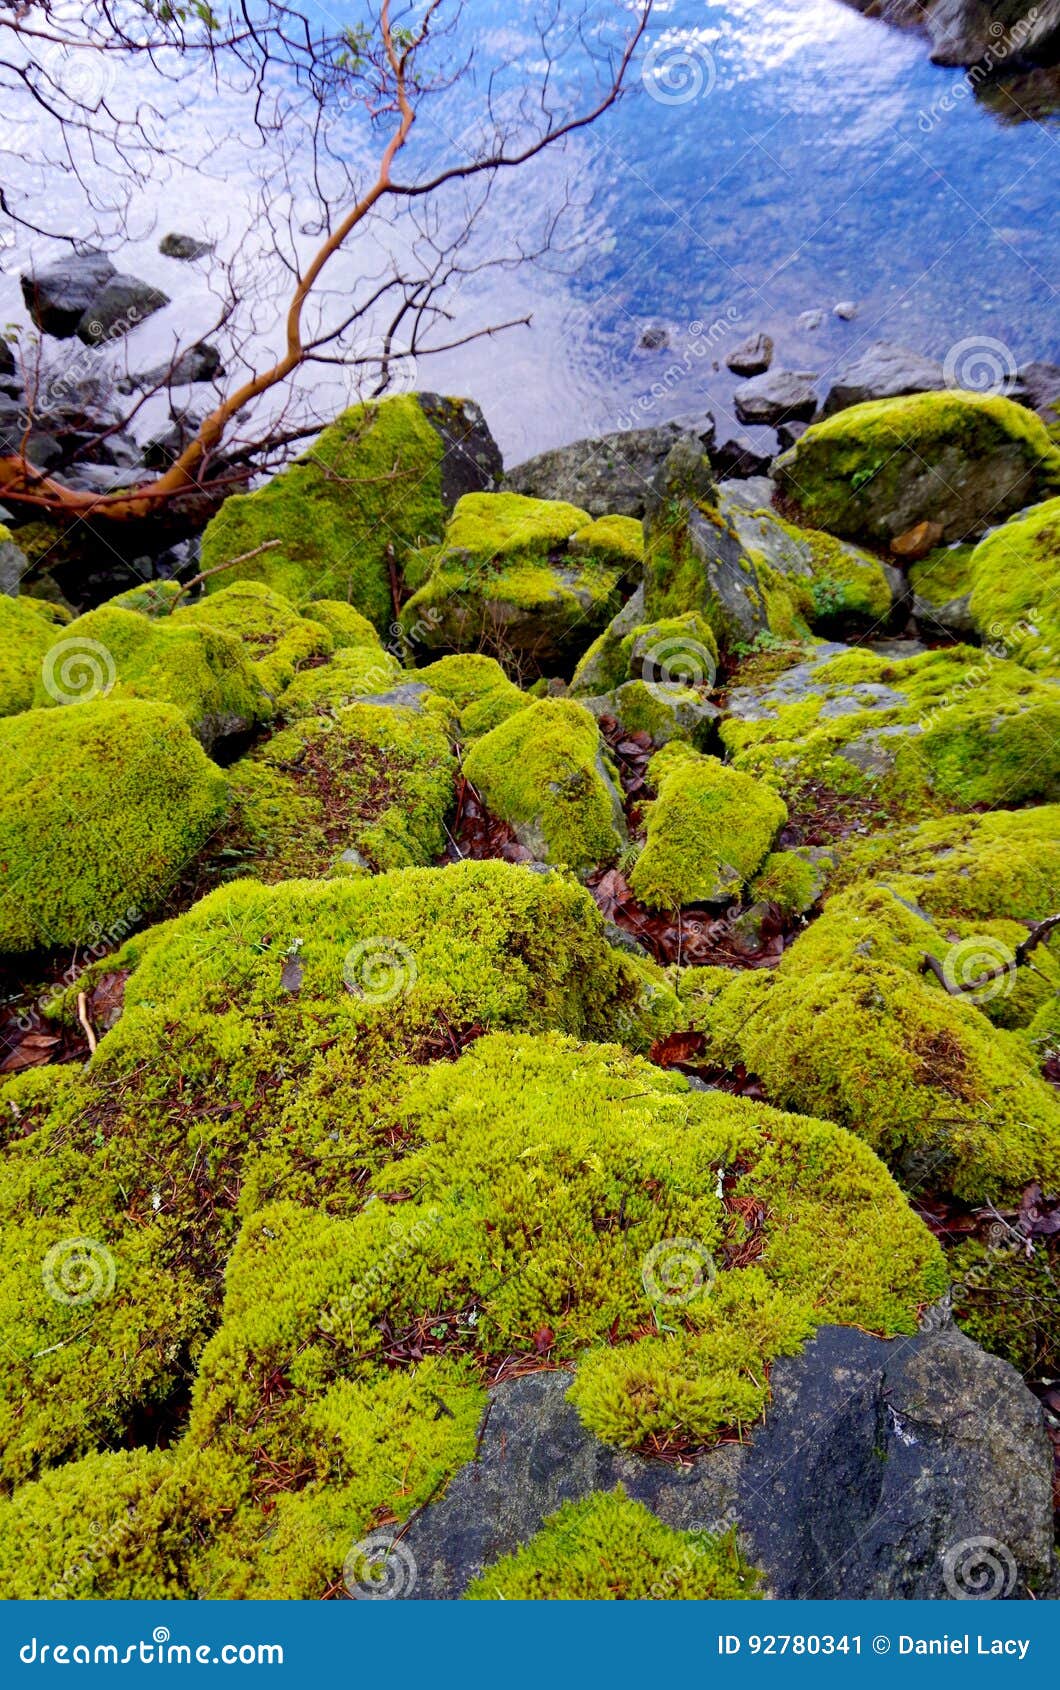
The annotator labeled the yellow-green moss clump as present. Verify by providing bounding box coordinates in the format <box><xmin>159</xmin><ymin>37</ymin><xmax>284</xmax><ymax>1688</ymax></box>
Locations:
<box><xmin>223</xmin><ymin>697</ymin><xmax>456</xmax><ymax>878</ymax></box>
<box><xmin>629</xmin><ymin>744</ymin><xmax>787</xmax><ymax>910</ymax></box>
<box><xmin>0</xmin><ymin>699</ymin><xmax>227</xmax><ymax>952</ymax></box>
<box><xmin>30</xmin><ymin>600</ymin><xmax>266</xmax><ymax>748</ymax></box>
<box><xmin>0</xmin><ymin>594</ymin><xmax>70</xmax><ymax>717</ymax></box>
<box><xmin>199</xmin><ymin>395</ymin><xmax>458</xmax><ymax>629</ymax></box>
<box><xmin>462</xmin><ymin>698</ymin><xmax>626</xmax><ymax>871</ymax></box>
<box><xmin>773</xmin><ymin>391</ymin><xmax>1060</xmax><ymax>546</ymax></box>
<box><xmin>680</xmin><ymin>884</ymin><xmax>1060</xmax><ymax>1203</ymax></box>
<box><xmin>466</xmin><ymin>1491</ymin><xmax>759</xmax><ymax>1601</ymax></box>
<box><xmin>416</xmin><ymin>653</ymin><xmax>530</xmax><ymax>739</ymax></box>
<box><xmin>949</xmin><ymin>1237</ymin><xmax>1059</xmax><ymax>1382</ymax></box>
<box><xmin>0</xmin><ymin>866</ymin><xmax>666</xmax><ymax>1493</ymax></box>
<box><xmin>967</xmin><ymin>496</ymin><xmax>1060</xmax><ymax>675</ymax></box>
<box><xmin>173</xmin><ymin>581</ymin><xmax>335</xmax><ymax>699</ymax></box>
<box><xmin>834</xmin><ymin>805</ymin><xmax>1060</xmax><ymax>923</ymax></box>
<box><xmin>399</xmin><ymin>493</ymin><xmax>634</xmax><ymax>675</ymax></box>
<box><xmin>723</xmin><ymin>644</ymin><xmax>1060</xmax><ymax>817</ymax></box>
<box><xmin>751</xmin><ymin>847</ymin><xmax>831</xmax><ymax>918</ymax></box>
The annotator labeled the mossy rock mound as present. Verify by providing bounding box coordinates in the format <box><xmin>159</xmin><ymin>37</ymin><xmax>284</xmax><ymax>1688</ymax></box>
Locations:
<box><xmin>399</xmin><ymin>493</ymin><xmax>636</xmax><ymax>676</ymax></box>
<box><xmin>834</xmin><ymin>805</ymin><xmax>1060</xmax><ymax>923</ymax></box>
<box><xmin>29</xmin><ymin>600</ymin><xmax>267</xmax><ymax>749</ymax></box>
<box><xmin>174</xmin><ymin>581</ymin><xmax>335</xmax><ymax>699</ymax></box>
<box><xmin>148</xmin><ymin>1032</ymin><xmax>940</xmax><ymax>1595</ymax></box>
<box><xmin>949</xmin><ymin>1235</ymin><xmax>1059</xmax><ymax>1384</ymax></box>
<box><xmin>0</xmin><ymin>594</ymin><xmax>70</xmax><ymax>717</ymax></box>
<box><xmin>199</xmin><ymin>395</ymin><xmax>499</xmax><ymax>631</ymax></box>
<box><xmin>465</xmin><ymin>1490</ymin><xmax>759</xmax><ymax>1600</ymax></box>
<box><xmin>0</xmin><ymin>699</ymin><xmax>227</xmax><ymax>953</ymax></box>
<box><xmin>223</xmin><ymin>696</ymin><xmax>457</xmax><ymax>879</ymax></box>
<box><xmin>629</xmin><ymin>743</ymin><xmax>787</xmax><ymax>910</ymax></box>
<box><xmin>722</xmin><ymin>642</ymin><xmax>1060</xmax><ymax>818</ymax></box>
<box><xmin>462</xmin><ymin>697</ymin><xmax>627</xmax><ymax>872</ymax></box>
<box><xmin>681</xmin><ymin>885</ymin><xmax>1060</xmax><ymax>1204</ymax></box>
<box><xmin>0</xmin><ymin>865</ymin><xmax>668</xmax><ymax>1490</ymax></box>
<box><xmin>967</xmin><ymin>496</ymin><xmax>1060</xmax><ymax>676</ymax></box>
<box><xmin>773</xmin><ymin>391</ymin><xmax>1060</xmax><ymax>547</ymax></box>
<box><xmin>415</xmin><ymin>653</ymin><xmax>530</xmax><ymax>739</ymax></box>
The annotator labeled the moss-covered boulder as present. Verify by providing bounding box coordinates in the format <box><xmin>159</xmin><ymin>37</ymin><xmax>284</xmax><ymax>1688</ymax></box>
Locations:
<box><xmin>398</xmin><ymin>493</ymin><xmax>635</xmax><ymax>676</ymax></box>
<box><xmin>466</xmin><ymin>1491</ymin><xmax>759</xmax><ymax>1600</ymax></box>
<box><xmin>722</xmin><ymin>642</ymin><xmax>1060</xmax><ymax>818</ymax></box>
<box><xmin>751</xmin><ymin>846</ymin><xmax>833</xmax><ymax>917</ymax></box>
<box><xmin>0</xmin><ymin>594</ymin><xmax>70</xmax><ymax>717</ymax></box>
<box><xmin>773</xmin><ymin>392</ymin><xmax>1060</xmax><ymax>547</ymax></box>
<box><xmin>223</xmin><ymin>697</ymin><xmax>457</xmax><ymax>879</ymax></box>
<box><xmin>415</xmin><ymin>653</ymin><xmax>530</xmax><ymax>739</ymax></box>
<box><xmin>462</xmin><ymin>698</ymin><xmax>626</xmax><ymax>871</ymax></box>
<box><xmin>30</xmin><ymin>600</ymin><xmax>267</xmax><ymax>748</ymax></box>
<box><xmin>0</xmin><ymin>699</ymin><xmax>227</xmax><ymax>952</ymax></box>
<box><xmin>629</xmin><ymin>744</ymin><xmax>787</xmax><ymax>910</ymax></box>
<box><xmin>174</xmin><ymin>581</ymin><xmax>335</xmax><ymax>699</ymax></box>
<box><xmin>199</xmin><ymin>395</ymin><xmax>501</xmax><ymax>631</ymax></box>
<box><xmin>966</xmin><ymin>496</ymin><xmax>1060</xmax><ymax>676</ymax></box>
<box><xmin>908</xmin><ymin>543</ymin><xmax>977</xmax><ymax>641</ymax></box>
<box><xmin>681</xmin><ymin>884</ymin><xmax>1060</xmax><ymax>1203</ymax></box>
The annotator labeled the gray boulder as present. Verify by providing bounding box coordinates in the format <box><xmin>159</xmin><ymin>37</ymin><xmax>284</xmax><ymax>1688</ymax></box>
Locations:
<box><xmin>116</xmin><ymin>342</ymin><xmax>224</xmax><ymax>394</ymax></box>
<box><xmin>733</xmin><ymin>370</ymin><xmax>818</xmax><ymax>427</ymax></box>
<box><xmin>822</xmin><ymin>341</ymin><xmax>945</xmax><ymax>415</ymax></box>
<box><xmin>20</xmin><ymin>251</ymin><xmax>116</xmax><ymax>339</ymax></box>
<box><xmin>0</xmin><ymin>535</ymin><xmax>27</xmax><ymax>597</ymax></box>
<box><xmin>158</xmin><ymin>232</ymin><xmax>214</xmax><ymax>261</ymax></box>
<box><xmin>726</xmin><ymin>332</ymin><xmax>774</xmax><ymax>376</ymax></box>
<box><xmin>926</xmin><ymin>0</ymin><xmax>1060</xmax><ymax>65</ymax></box>
<box><xmin>418</xmin><ymin>394</ymin><xmax>503</xmax><ymax>506</ymax></box>
<box><xmin>399</xmin><ymin>1326</ymin><xmax>1055</xmax><ymax>1600</ymax></box>
<box><xmin>644</xmin><ymin>439</ymin><xmax>770</xmax><ymax>645</ymax></box>
<box><xmin>1007</xmin><ymin>361</ymin><xmax>1060</xmax><ymax>427</ymax></box>
<box><xmin>76</xmin><ymin>276</ymin><xmax>170</xmax><ymax>344</ymax></box>
<box><xmin>506</xmin><ymin>421</ymin><xmax>714</xmax><ymax>518</ymax></box>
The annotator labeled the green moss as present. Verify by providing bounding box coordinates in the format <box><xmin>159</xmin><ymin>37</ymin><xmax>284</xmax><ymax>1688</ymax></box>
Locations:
<box><xmin>723</xmin><ymin>644</ymin><xmax>1060</xmax><ymax>818</ymax></box>
<box><xmin>466</xmin><ymin>1490</ymin><xmax>759</xmax><ymax>1601</ymax></box>
<box><xmin>773</xmin><ymin>515</ymin><xmax>893</xmax><ymax>626</ymax></box>
<box><xmin>774</xmin><ymin>391</ymin><xmax>1060</xmax><ymax>545</ymax></box>
<box><xmin>415</xmin><ymin>653</ymin><xmax>530</xmax><ymax>739</ymax></box>
<box><xmin>751</xmin><ymin>848</ymin><xmax>830</xmax><ymax>918</ymax></box>
<box><xmin>967</xmin><ymin>496</ymin><xmax>1060</xmax><ymax>675</ymax></box>
<box><xmin>570</xmin><ymin>514</ymin><xmax>644</xmax><ymax>571</ymax></box>
<box><xmin>0</xmin><ymin>595</ymin><xmax>69</xmax><ymax>717</ymax></box>
<box><xmin>400</xmin><ymin>493</ymin><xmax>631</xmax><ymax>675</ymax></box>
<box><xmin>908</xmin><ymin>543</ymin><xmax>976</xmax><ymax>609</ymax></box>
<box><xmin>175</xmin><ymin>581</ymin><xmax>334</xmax><ymax>700</ymax></box>
<box><xmin>276</xmin><ymin>646</ymin><xmax>404</xmax><ymax>718</ymax></box>
<box><xmin>0</xmin><ymin>1447</ymin><xmax>242</xmax><ymax>1598</ymax></box>
<box><xmin>601</xmin><ymin>678</ymin><xmax>717</xmax><ymax>749</ymax></box>
<box><xmin>0</xmin><ymin>699</ymin><xmax>228</xmax><ymax>952</ymax></box>
<box><xmin>224</xmin><ymin>698</ymin><xmax>456</xmax><ymax>878</ymax></box>
<box><xmin>684</xmin><ymin>885</ymin><xmax>1060</xmax><ymax>1203</ymax></box>
<box><xmin>462</xmin><ymin>698</ymin><xmax>626</xmax><ymax>872</ymax></box>
<box><xmin>199</xmin><ymin>395</ymin><xmax>452</xmax><ymax>629</ymax></box>
<box><xmin>629</xmin><ymin>743</ymin><xmax>787</xmax><ymax>910</ymax></box>
<box><xmin>305</xmin><ymin>600</ymin><xmax>385</xmax><ymax>651</ymax></box>
<box><xmin>835</xmin><ymin>806</ymin><xmax>1060</xmax><ymax>922</ymax></box>
<box><xmin>29</xmin><ymin>600</ymin><xmax>266</xmax><ymax>748</ymax></box>
<box><xmin>949</xmin><ymin>1236</ymin><xmax>1058</xmax><ymax>1381</ymax></box>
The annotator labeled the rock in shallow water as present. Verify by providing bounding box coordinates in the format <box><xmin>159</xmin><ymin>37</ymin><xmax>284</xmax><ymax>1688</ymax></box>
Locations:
<box><xmin>734</xmin><ymin>371</ymin><xmax>818</xmax><ymax>427</ymax></box>
<box><xmin>505</xmin><ymin>421</ymin><xmax>714</xmax><ymax>517</ymax></box>
<box><xmin>399</xmin><ymin>1326</ymin><xmax>1056</xmax><ymax>1600</ymax></box>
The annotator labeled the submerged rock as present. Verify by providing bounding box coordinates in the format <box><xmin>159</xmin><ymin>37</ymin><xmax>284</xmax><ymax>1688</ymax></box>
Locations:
<box><xmin>726</xmin><ymin>332</ymin><xmax>774</xmax><ymax>376</ymax></box>
<box><xmin>733</xmin><ymin>370</ymin><xmax>817</xmax><ymax>427</ymax></box>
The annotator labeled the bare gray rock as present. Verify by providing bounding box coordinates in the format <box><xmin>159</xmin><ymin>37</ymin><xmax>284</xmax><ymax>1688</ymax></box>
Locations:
<box><xmin>506</xmin><ymin>421</ymin><xmax>714</xmax><ymax>518</ymax></box>
<box><xmin>158</xmin><ymin>232</ymin><xmax>215</xmax><ymax>261</ymax></box>
<box><xmin>823</xmin><ymin>341</ymin><xmax>945</xmax><ymax>415</ymax></box>
<box><xmin>734</xmin><ymin>371</ymin><xmax>818</xmax><ymax>427</ymax></box>
<box><xmin>76</xmin><ymin>276</ymin><xmax>170</xmax><ymax>345</ymax></box>
<box><xmin>20</xmin><ymin>251</ymin><xmax>117</xmax><ymax>339</ymax></box>
<box><xmin>726</xmin><ymin>332</ymin><xmax>774</xmax><ymax>376</ymax></box>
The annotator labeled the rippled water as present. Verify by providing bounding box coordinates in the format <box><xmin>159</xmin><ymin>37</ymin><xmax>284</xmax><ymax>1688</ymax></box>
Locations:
<box><xmin>2</xmin><ymin>0</ymin><xmax>1058</xmax><ymax>464</ymax></box>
